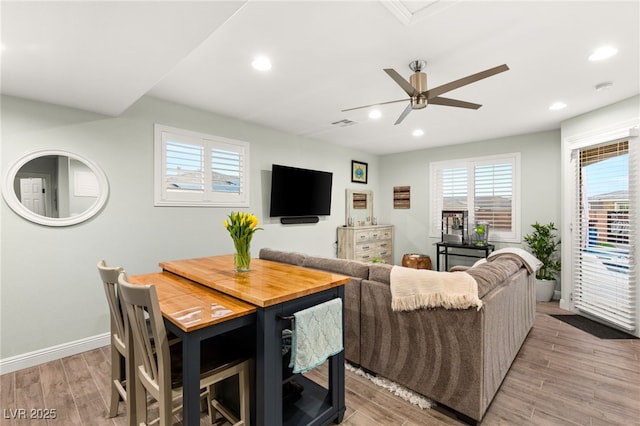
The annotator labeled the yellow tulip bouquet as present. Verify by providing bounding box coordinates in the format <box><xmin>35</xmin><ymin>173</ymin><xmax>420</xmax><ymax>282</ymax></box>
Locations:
<box><xmin>224</xmin><ymin>212</ymin><xmax>262</xmax><ymax>271</ymax></box>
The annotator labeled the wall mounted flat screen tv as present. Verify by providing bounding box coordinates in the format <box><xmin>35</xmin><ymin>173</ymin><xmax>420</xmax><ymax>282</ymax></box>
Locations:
<box><xmin>269</xmin><ymin>164</ymin><xmax>333</xmax><ymax>217</ymax></box>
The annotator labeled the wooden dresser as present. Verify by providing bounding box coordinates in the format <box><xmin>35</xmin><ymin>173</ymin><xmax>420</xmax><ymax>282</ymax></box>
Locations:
<box><xmin>337</xmin><ymin>225</ymin><xmax>394</xmax><ymax>264</ymax></box>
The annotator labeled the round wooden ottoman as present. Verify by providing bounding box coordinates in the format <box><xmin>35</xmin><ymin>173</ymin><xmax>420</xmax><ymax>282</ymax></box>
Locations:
<box><xmin>401</xmin><ymin>253</ymin><xmax>432</xmax><ymax>270</ymax></box>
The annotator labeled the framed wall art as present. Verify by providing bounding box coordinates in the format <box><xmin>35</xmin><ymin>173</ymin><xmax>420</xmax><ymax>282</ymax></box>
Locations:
<box><xmin>393</xmin><ymin>186</ymin><xmax>410</xmax><ymax>209</ymax></box>
<box><xmin>351</xmin><ymin>160</ymin><xmax>368</xmax><ymax>184</ymax></box>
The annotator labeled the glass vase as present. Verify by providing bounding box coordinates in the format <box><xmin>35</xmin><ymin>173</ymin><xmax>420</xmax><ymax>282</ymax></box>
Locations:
<box><xmin>234</xmin><ymin>239</ymin><xmax>251</xmax><ymax>272</ymax></box>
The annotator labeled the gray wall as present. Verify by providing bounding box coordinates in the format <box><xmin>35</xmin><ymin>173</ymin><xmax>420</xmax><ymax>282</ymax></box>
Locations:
<box><xmin>378</xmin><ymin>130</ymin><xmax>562</xmax><ymax>265</ymax></box>
<box><xmin>1</xmin><ymin>93</ymin><xmax>565</xmax><ymax>361</ymax></box>
<box><xmin>0</xmin><ymin>95</ymin><xmax>379</xmax><ymax>358</ymax></box>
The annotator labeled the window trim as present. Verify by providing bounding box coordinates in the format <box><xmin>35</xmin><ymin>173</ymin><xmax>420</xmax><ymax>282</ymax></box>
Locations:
<box><xmin>429</xmin><ymin>152</ymin><xmax>521</xmax><ymax>243</ymax></box>
<box><xmin>154</xmin><ymin>124</ymin><xmax>250</xmax><ymax>207</ymax></box>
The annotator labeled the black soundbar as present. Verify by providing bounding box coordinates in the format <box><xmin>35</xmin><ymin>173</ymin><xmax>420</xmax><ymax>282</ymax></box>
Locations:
<box><xmin>280</xmin><ymin>216</ymin><xmax>319</xmax><ymax>224</ymax></box>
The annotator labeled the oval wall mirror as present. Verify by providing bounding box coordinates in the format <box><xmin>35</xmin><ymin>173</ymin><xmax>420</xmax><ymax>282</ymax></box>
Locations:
<box><xmin>2</xmin><ymin>149</ymin><xmax>109</xmax><ymax>226</ymax></box>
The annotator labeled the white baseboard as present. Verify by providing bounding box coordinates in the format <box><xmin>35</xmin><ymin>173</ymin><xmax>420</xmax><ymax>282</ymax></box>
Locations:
<box><xmin>559</xmin><ymin>298</ymin><xmax>573</xmax><ymax>311</ymax></box>
<box><xmin>0</xmin><ymin>333</ymin><xmax>110</xmax><ymax>374</ymax></box>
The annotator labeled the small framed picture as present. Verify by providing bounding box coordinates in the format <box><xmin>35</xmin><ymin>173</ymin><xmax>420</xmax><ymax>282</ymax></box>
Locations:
<box><xmin>351</xmin><ymin>160</ymin><xmax>368</xmax><ymax>184</ymax></box>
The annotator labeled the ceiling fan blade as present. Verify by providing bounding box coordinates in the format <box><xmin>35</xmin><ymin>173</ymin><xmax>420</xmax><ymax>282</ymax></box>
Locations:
<box><xmin>425</xmin><ymin>64</ymin><xmax>509</xmax><ymax>99</ymax></box>
<box><xmin>384</xmin><ymin>68</ymin><xmax>418</xmax><ymax>97</ymax></box>
<box><xmin>341</xmin><ymin>98</ymin><xmax>408</xmax><ymax>112</ymax></box>
<box><xmin>394</xmin><ymin>103</ymin><xmax>413</xmax><ymax>125</ymax></box>
<box><xmin>429</xmin><ymin>96</ymin><xmax>482</xmax><ymax>110</ymax></box>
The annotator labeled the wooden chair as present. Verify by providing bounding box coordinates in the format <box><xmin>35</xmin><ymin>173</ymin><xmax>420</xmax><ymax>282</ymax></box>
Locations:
<box><xmin>98</xmin><ymin>260</ymin><xmax>181</xmax><ymax>418</ymax></box>
<box><xmin>117</xmin><ymin>273</ymin><xmax>251</xmax><ymax>426</ymax></box>
<box><xmin>97</xmin><ymin>260</ymin><xmax>129</xmax><ymax>418</ymax></box>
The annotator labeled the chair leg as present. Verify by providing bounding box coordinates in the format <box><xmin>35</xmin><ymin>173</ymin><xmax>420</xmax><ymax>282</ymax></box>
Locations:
<box><xmin>127</xmin><ymin>347</ymin><xmax>146</xmax><ymax>426</ymax></box>
<box><xmin>109</xmin><ymin>381</ymin><xmax>120</xmax><ymax>418</ymax></box>
<box><xmin>207</xmin><ymin>384</ymin><xmax>216</xmax><ymax>424</ymax></box>
<box><xmin>239</xmin><ymin>361</ymin><xmax>250</xmax><ymax>426</ymax></box>
<box><xmin>211</xmin><ymin>362</ymin><xmax>252</xmax><ymax>426</ymax></box>
<box><xmin>158</xmin><ymin>396</ymin><xmax>173</xmax><ymax>426</ymax></box>
<box><xmin>109</xmin><ymin>345</ymin><xmax>122</xmax><ymax>418</ymax></box>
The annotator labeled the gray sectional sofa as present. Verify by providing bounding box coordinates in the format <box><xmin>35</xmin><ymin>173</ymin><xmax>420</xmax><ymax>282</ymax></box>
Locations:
<box><xmin>259</xmin><ymin>248</ymin><xmax>536</xmax><ymax>423</ymax></box>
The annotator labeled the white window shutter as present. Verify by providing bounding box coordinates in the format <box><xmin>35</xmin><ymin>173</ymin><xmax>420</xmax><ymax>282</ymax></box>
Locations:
<box><xmin>474</xmin><ymin>162</ymin><xmax>514</xmax><ymax>238</ymax></box>
<box><xmin>154</xmin><ymin>125</ymin><xmax>250</xmax><ymax>207</ymax></box>
<box><xmin>430</xmin><ymin>153</ymin><xmax>520</xmax><ymax>242</ymax></box>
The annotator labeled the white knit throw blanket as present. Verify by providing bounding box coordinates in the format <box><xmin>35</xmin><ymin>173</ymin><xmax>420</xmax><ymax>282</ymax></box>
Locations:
<box><xmin>390</xmin><ymin>265</ymin><xmax>483</xmax><ymax>311</ymax></box>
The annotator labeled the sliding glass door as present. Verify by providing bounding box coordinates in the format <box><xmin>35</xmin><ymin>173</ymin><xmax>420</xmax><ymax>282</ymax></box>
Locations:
<box><xmin>571</xmin><ymin>140</ymin><xmax>636</xmax><ymax>332</ymax></box>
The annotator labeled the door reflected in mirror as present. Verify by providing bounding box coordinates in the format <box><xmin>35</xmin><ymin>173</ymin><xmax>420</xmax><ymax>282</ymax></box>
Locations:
<box><xmin>14</xmin><ymin>155</ymin><xmax>99</xmax><ymax>218</ymax></box>
<box><xmin>3</xmin><ymin>149</ymin><xmax>108</xmax><ymax>226</ymax></box>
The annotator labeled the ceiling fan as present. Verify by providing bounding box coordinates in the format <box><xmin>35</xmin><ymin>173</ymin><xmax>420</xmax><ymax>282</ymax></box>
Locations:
<box><xmin>342</xmin><ymin>60</ymin><xmax>509</xmax><ymax>125</ymax></box>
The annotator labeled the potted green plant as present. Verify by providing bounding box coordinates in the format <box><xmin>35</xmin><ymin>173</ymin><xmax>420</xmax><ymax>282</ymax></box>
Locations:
<box><xmin>523</xmin><ymin>222</ymin><xmax>561</xmax><ymax>302</ymax></box>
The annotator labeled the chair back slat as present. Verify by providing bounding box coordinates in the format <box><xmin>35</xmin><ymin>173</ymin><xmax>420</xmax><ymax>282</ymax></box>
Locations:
<box><xmin>132</xmin><ymin>302</ymin><xmax>159</xmax><ymax>383</ymax></box>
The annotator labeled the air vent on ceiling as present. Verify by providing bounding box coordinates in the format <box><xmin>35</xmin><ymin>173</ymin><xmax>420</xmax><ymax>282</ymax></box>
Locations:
<box><xmin>331</xmin><ymin>119</ymin><xmax>357</xmax><ymax>127</ymax></box>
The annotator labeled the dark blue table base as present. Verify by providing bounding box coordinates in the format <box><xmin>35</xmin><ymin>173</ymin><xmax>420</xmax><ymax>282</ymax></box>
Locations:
<box><xmin>165</xmin><ymin>314</ymin><xmax>256</xmax><ymax>426</ymax></box>
<box><xmin>166</xmin><ymin>285</ymin><xmax>346</xmax><ymax>426</ymax></box>
<box><xmin>256</xmin><ymin>286</ymin><xmax>346</xmax><ymax>426</ymax></box>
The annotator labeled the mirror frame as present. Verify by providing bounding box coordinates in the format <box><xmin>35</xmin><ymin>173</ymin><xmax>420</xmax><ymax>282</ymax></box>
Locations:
<box><xmin>3</xmin><ymin>149</ymin><xmax>109</xmax><ymax>227</ymax></box>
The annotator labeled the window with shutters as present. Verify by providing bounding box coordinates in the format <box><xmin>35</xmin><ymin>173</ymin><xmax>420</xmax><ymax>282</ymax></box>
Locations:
<box><xmin>430</xmin><ymin>153</ymin><xmax>520</xmax><ymax>242</ymax></box>
<box><xmin>154</xmin><ymin>124</ymin><xmax>249</xmax><ymax>207</ymax></box>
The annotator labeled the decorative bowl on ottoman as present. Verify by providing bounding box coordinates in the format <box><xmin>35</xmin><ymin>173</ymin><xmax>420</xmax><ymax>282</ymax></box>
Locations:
<box><xmin>401</xmin><ymin>253</ymin><xmax>432</xmax><ymax>270</ymax></box>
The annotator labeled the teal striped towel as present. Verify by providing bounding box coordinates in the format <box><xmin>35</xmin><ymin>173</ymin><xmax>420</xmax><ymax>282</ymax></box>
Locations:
<box><xmin>289</xmin><ymin>298</ymin><xmax>343</xmax><ymax>373</ymax></box>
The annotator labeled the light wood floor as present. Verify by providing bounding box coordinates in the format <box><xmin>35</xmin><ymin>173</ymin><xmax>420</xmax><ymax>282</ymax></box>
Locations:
<box><xmin>1</xmin><ymin>302</ymin><xmax>638</xmax><ymax>425</ymax></box>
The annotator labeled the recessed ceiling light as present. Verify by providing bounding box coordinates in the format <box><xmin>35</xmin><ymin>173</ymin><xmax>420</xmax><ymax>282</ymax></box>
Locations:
<box><xmin>368</xmin><ymin>110</ymin><xmax>382</xmax><ymax>119</ymax></box>
<box><xmin>588</xmin><ymin>46</ymin><xmax>618</xmax><ymax>61</ymax></box>
<box><xmin>412</xmin><ymin>129</ymin><xmax>424</xmax><ymax>137</ymax></box>
<box><xmin>549</xmin><ymin>102</ymin><xmax>567</xmax><ymax>111</ymax></box>
<box><xmin>251</xmin><ymin>56</ymin><xmax>272</xmax><ymax>71</ymax></box>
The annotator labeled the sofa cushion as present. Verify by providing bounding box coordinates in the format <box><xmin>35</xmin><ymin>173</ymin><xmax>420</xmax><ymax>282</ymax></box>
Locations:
<box><xmin>258</xmin><ymin>248</ymin><xmax>306</xmax><ymax>266</ymax></box>
<box><xmin>302</xmin><ymin>256</ymin><xmax>369</xmax><ymax>279</ymax></box>
<box><xmin>466</xmin><ymin>256</ymin><xmax>523</xmax><ymax>298</ymax></box>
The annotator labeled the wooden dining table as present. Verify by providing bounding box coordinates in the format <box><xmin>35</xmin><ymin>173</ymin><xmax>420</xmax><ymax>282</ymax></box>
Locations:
<box><xmin>130</xmin><ymin>254</ymin><xmax>350</xmax><ymax>426</ymax></box>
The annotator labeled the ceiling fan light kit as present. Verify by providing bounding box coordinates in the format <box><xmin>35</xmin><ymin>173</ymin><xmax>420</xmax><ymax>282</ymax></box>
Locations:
<box><xmin>343</xmin><ymin>60</ymin><xmax>509</xmax><ymax>125</ymax></box>
<box><xmin>408</xmin><ymin>60</ymin><xmax>428</xmax><ymax>96</ymax></box>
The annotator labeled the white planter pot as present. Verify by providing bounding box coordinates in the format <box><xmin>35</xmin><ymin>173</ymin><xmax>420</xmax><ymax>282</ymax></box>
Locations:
<box><xmin>536</xmin><ymin>279</ymin><xmax>556</xmax><ymax>302</ymax></box>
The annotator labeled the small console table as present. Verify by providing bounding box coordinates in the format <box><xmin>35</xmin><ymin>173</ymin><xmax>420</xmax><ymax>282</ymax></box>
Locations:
<box><xmin>435</xmin><ymin>242</ymin><xmax>495</xmax><ymax>271</ymax></box>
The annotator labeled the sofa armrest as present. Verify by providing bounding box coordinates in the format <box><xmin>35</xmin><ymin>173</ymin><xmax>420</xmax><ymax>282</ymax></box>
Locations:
<box><xmin>480</xmin><ymin>268</ymin><xmax>535</xmax><ymax>411</ymax></box>
<box><xmin>343</xmin><ymin>277</ymin><xmax>362</xmax><ymax>365</ymax></box>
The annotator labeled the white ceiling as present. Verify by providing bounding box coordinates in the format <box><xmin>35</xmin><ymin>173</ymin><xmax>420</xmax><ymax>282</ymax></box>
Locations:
<box><xmin>2</xmin><ymin>1</ymin><xmax>638</xmax><ymax>155</ymax></box>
